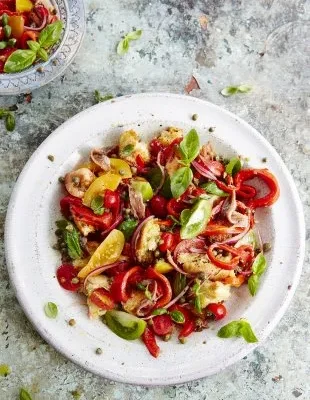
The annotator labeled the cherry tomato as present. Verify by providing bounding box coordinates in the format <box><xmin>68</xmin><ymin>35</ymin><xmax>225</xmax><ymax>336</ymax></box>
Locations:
<box><xmin>8</xmin><ymin>16</ymin><xmax>24</xmax><ymax>39</ymax></box>
<box><xmin>166</xmin><ymin>198</ymin><xmax>186</xmax><ymax>218</ymax></box>
<box><xmin>152</xmin><ymin>314</ymin><xmax>173</xmax><ymax>336</ymax></box>
<box><xmin>150</xmin><ymin>195</ymin><xmax>168</xmax><ymax>218</ymax></box>
<box><xmin>206</xmin><ymin>303</ymin><xmax>227</xmax><ymax>320</ymax></box>
<box><xmin>56</xmin><ymin>264</ymin><xmax>81</xmax><ymax>291</ymax></box>
<box><xmin>142</xmin><ymin>327</ymin><xmax>160</xmax><ymax>358</ymax></box>
<box><xmin>159</xmin><ymin>232</ymin><xmax>176</xmax><ymax>252</ymax></box>
<box><xmin>104</xmin><ymin>189</ymin><xmax>119</xmax><ymax>209</ymax></box>
<box><xmin>89</xmin><ymin>288</ymin><xmax>115</xmax><ymax>310</ymax></box>
<box><xmin>20</xmin><ymin>30</ymin><xmax>38</xmax><ymax>49</ymax></box>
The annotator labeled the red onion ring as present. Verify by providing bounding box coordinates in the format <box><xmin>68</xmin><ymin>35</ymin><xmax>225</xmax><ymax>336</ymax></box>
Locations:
<box><xmin>166</xmin><ymin>250</ymin><xmax>191</xmax><ymax>276</ymax></box>
<box><xmin>154</xmin><ymin>151</ymin><xmax>166</xmax><ymax>195</ymax></box>
<box><xmin>211</xmin><ymin>200</ymin><xmax>224</xmax><ymax>218</ymax></box>
<box><xmin>83</xmin><ymin>260</ymin><xmax>129</xmax><ymax>292</ymax></box>
<box><xmin>192</xmin><ymin>160</ymin><xmax>218</xmax><ymax>180</ymax></box>
<box><xmin>131</xmin><ymin>215</ymin><xmax>154</xmax><ymax>260</ymax></box>
<box><xmin>173</xmin><ymin>238</ymin><xmax>207</xmax><ymax>260</ymax></box>
<box><xmin>24</xmin><ymin>14</ymin><xmax>48</xmax><ymax>31</ymax></box>
<box><xmin>219</xmin><ymin>211</ymin><xmax>251</xmax><ymax>245</ymax></box>
<box><xmin>163</xmin><ymin>280</ymin><xmax>193</xmax><ymax>309</ymax></box>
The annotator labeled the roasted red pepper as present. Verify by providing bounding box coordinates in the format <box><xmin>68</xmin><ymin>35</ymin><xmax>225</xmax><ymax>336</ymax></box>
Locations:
<box><xmin>145</xmin><ymin>267</ymin><xmax>172</xmax><ymax>308</ymax></box>
<box><xmin>110</xmin><ymin>266</ymin><xmax>143</xmax><ymax>303</ymax></box>
<box><xmin>234</xmin><ymin>169</ymin><xmax>280</xmax><ymax>208</ymax></box>
<box><xmin>142</xmin><ymin>327</ymin><xmax>160</xmax><ymax>358</ymax></box>
<box><xmin>169</xmin><ymin>304</ymin><xmax>195</xmax><ymax>339</ymax></box>
<box><xmin>20</xmin><ymin>30</ymin><xmax>38</xmax><ymax>49</ymax></box>
<box><xmin>207</xmin><ymin>243</ymin><xmax>241</xmax><ymax>270</ymax></box>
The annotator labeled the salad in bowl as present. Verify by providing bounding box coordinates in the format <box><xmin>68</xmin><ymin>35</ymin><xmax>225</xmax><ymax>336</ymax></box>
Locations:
<box><xmin>54</xmin><ymin>127</ymin><xmax>280</xmax><ymax>357</ymax></box>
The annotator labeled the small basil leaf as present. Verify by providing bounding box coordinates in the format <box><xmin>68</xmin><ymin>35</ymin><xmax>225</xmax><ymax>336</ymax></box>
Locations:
<box><xmin>170</xmin><ymin>166</ymin><xmax>193</xmax><ymax>198</ymax></box>
<box><xmin>94</xmin><ymin>90</ymin><xmax>113</xmax><ymax>103</ymax></box>
<box><xmin>221</xmin><ymin>85</ymin><xmax>252</xmax><ymax>97</ymax></box>
<box><xmin>238</xmin><ymin>320</ymin><xmax>258</xmax><ymax>343</ymax></box>
<box><xmin>179</xmin><ymin>129</ymin><xmax>200</xmax><ymax>164</ymax></box>
<box><xmin>5</xmin><ymin>112</ymin><xmax>15</xmax><ymax>132</ymax></box>
<box><xmin>217</xmin><ymin>319</ymin><xmax>258</xmax><ymax>343</ymax></box>
<box><xmin>37</xmin><ymin>47</ymin><xmax>49</xmax><ymax>62</ymax></box>
<box><xmin>19</xmin><ymin>388</ymin><xmax>33</xmax><ymax>400</ymax></box>
<box><xmin>237</xmin><ymin>85</ymin><xmax>252</xmax><ymax>93</ymax></box>
<box><xmin>0</xmin><ymin>364</ymin><xmax>11</xmax><ymax>377</ymax></box>
<box><xmin>64</xmin><ymin>226</ymin><xmax>82</xmax><ymax>259</ymax></box>
<box><xmin>27</xmin><ymin>40</ymin><xmax>40</xmax><ymax>52</ymax></box>
<box><xmin>251</xmin><ymin>253</ymin><xmax>267</xmax><ymax>277</ymax></box>
<box><xmin>160</xmin><ymin>175</ymin><xmax>172</xmax><ymax>198</ymax></box>
<box><xmin>4</xmin><ymin>50</ymin><xmax>36</xmax><ymax>73</ymax></box>
<box><xmin>118</xmin><ymin>218</ymin><xmax>138</xmax><ymax>240</ymax></box>
<box><xmin>225</xmin><ymin>157</ymin><xmax>242</xmax><ymax>176</ymax></box>
<box><xmin>0</xmin><ymin>41</ymin><xmax>7</xmax><ymax>50</ymax></box>
<box><xmin>121</xmin><ymin>144</ymin><xmax>134</xmax><ymax>157</ymax></box>
<box><xmin>152</xmin><ymin>308</ymin><xmax>168</xmax><ymax>316</ymax></box>
<box><xmin>44</xmin><ymin>302</ymin><xmax>58</xmax><ymax>319</ymax></box>
<box><xmin>248</xmin><ymin>274</ymin><xmax>259</xmax><ymax>296</ymax></box>
<box><xmin>126</xmin><ymin>29</ymin><xmax>142</xmax><ymax>40</ymax></box>
<box><xmin>90</xmin><ymin>195</ymin><xmax>104</xmax><ymax>215</ymax></box>
<box><xmin>170</xmin><ymin>310</ymin><xmax>185</xmax><ymax>324</ymax></box>
<box><xmin>38</xmin><ymin>20</ymin><xmax>64</xmax><ymax>49</ymax></box>
<box><xmin>117</xmin><ymin>37</ymin><xmax>129</xmax><ymax>55</ymax></box>
<box><xmin>180</xmin><ymin>198</ymin><xmax>212</xmax><ymax>239</ymax></box>
<box><xmin>180</xmin><ymin>208</ymin><xmax>191</xmax><ymax>226</ymax></box>
<box><xmin>144</xmin><ymin>288</ymin><xmax>152</xmax><ymax>300</ymax></box>
<box><xmin>147</xmin><ymin>166</ymin><xmax>163</xmax><ymax>191</ymax></box>
<box><xmin>172</xmin><ymin>273</ymin><xmax>187</xmax><ymax>296</ymax></box>
<box><xmin>201</xmin><ymin>182</ymin><xmax>229</xmax><ymax>197</ymax></box>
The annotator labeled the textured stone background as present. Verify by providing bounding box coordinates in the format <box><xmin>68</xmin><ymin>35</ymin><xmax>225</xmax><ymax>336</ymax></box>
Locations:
<box><xmin>0</xmin><ymin>0</ymin><xmax>309</xmax><ymax>399</ymax></box>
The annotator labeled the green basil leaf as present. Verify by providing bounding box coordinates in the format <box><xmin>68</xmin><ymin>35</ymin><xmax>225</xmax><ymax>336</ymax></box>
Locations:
<box><xmin>0</xmin><ymin>41</ymin><xmax>7</xmax><ymax>50</ymax></box>
<box><xmin>94</xmin><ymin>90</ymin><xmax>114</xmax><ymax>103</ymax></box>
<box><xmin>147</xmin><ymin>166</ymin><xmax>164</xmax><ymax>191</ymax></box>
<box><xmin>152</xmin><ymin>308</ymin><xmax>168</xmax><ymax>316</ymax></box>
<box><xmin>239</xmin><ymin>320</ymin><xmax>258</xmax><ymax>343</ymax></box>
<box><xmin>118</xmin><ymin>218</ymin><xmax>138</xmax><ymax>240</ymax></box>
<box><xmin>225</xmin><ymin>157</ymin><xmax>242</xmax><ymax>176</ymax></box>
<box><xmin>180</xmin><ymin>208</ymin><xmax>191</xmax><ymax>226</ymax></box>
<box><xmin>19</xmin><ymin>388</ymin><xmax>33</xmax><ymax>400</ymax></box>
<box><xmin>170</xmin><ymin>166</ymin><xmax>193</xmax><ymax>198</ymax></box>
<box><xmin>37</xmin><ymin>48</ymin><xmax>49</xmax><ymax>62</ymax></box>
<box><xmin>237</xmin><ymin>85</ymin><xmax>252</xmax><ymax>93</ymax></box>
<box><xmin>172</xmin><ymin>272</ymin><xmax>186</xmax><ymax>296</ymax></box>
<box><xmin>64</xmin><ymin>226</ymin><xmax>82</xmax><ymax>259</ymax></box>
<box><xmin>126</xmin><ymin>29</ymin><xmax>143</xmax><ymax>40</ymax></box>
<box><xmin>221</xmin><ymin>85</ymin><xmax>252</xmax><ymax>97</ymax></box>
<box><xmin>160</xmin><ymin>175</ymin><xmax>172</xmax><ymax>198</ymax></box>
<box><xmin>5</xmin><ymin>112</ymin><xmax>15</xmax><ymax>132</ymax></box>
<box><xmin>170</xmin><ymin>310</ymin><xmax>185</xmax><ymax>324</ymax></box>
<box><xmin>44</xmin><ymin>302</ymin><xmax>58</xmax><ymax>319</ymax></box>
<box><xmin>90</xmin><ymin>195</ymin><xmax>104</xmax><ymax>215</ymax></box>
<box><xmin>251</xmin><ymin>253</ymin><xmax>267</xmax><ymax>277</ymax></box>
<box><xmin>117</xmin><ymin>37</ymin><xmax>129</xmax><ymax>55</ymax></box>
<box><xmin>201</xmin><ymin>182</ymin><xmax>229</xmax><ymax>197</ymax></box>
<box><xmin>180</xmin><ymin>198</ymin><xmax>212</xmax><ymax>239</ymax></box>
<box><xmin>56</xmin><ymin>219</ymin><xmax>69</xmax><ymax>230</ymax></box>
<box><xmin>38</xmin><ymin>20</ymin><xmax>63</xmax><ymax>49</ymax></box>
<box><xmin>27</xmin><ymin>40</ymin><xmax>40</xmax><ymax>52</ymax></box>
<box><xmin>136</xmin><ymin>282</ymin><xmax>146</xmax><ymax>291</ymax></box>
<box><xmin>194</xmin><ymin>295</ymin><xmax>202</xmax><ymax>314</ymax></box>
<box><xmin>4</xmin><ymin>50</ymin><xmax>36</xmax><ymax>73</ymax></box>
<box><xmin>179</xmin><ymin>129</ymin><xmax>200</xmax><ymax>164</ymax></box>
<box><xmin>121</xmin><ymin>144</ymin><xmax>134</xmax><ymax>157</ymax></box>
<box><xmin>248</xmin><ymin>274</ymin><xmax>259</xmax><ymax>296</ymax></box>
<box><xmin>0</xmin><ymin>364</ymin><xmax>11</xmax><ymax>377</ymax></box>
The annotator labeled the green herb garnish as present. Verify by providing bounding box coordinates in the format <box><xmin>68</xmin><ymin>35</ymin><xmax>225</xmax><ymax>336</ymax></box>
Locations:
<box><xmin>152</xmin><ymin>308</ymin><xmax>168</xmax><ymax>316</ymax></box>
<box><xmin>220</xmin><ymin>85</ymin><xmax>252</xmax><ymax>97</ymax></box>
<box><xmin>44</xmin><ymin>302</ymin><xmax>58</xmax><ymax>319</ymax></box>
<box><xmin>217</xmin><ymin>319</ymin><xmax>258</xmax><ymax>343</ymax></box>
<box><xmin>170</xmin><ymin>310</ymin><xmax>185</xmax><ymax>324</ymax></box>
<box><xmin>248</xmin><ymin>253</ymin><xmax>267</xmax><ymax>296</ymax></box>
<box><xmin>0</xmin><ymin>364</ymin><xmax>11</xmax><ymax>377</ymax></box>
<box><xmin>225</xmin><ymin>157</ymin><xmax>242</xmax><ymax>176</ymax></box>
<box><xmin>180</xmin><ymin>198</ymin><xmax>212</xmax><ymax>239</ymax></box>
<box><xmin>55</xmin><ymin>220</ymin><xmax>82</xmax><ymax>259</ymax></box>
<box><xmin>19</xmin><ymin>388</ymin><xmax>33</xmax><ymax>400</ymax></box>
<box><xmin>117</xmin><ymin>29</ymin><xmax>142</xmax><ymax>55</ymax></box>
<box><xmin>90</xmin><ymin>196</ymin><xmax>104</xmax><ymax>215</ymax></box>
<box><xmin>94</xmin><ymin>90</ymin><xmax>114</xmax><ymax>104</ymax></box>
<box><xmin>121</xmin><ymin>144</ymin><xmax>134</xmax><ymax>157</ymax></box>
<box><xmin>201</xmin><ymin>182</ymin><xmax>229</xmax><ymax>197</ymax></box>
<box><xmin>118</xmin><ymin>218</ymin><xmax>138</xmax><ymax>240</ymax></box>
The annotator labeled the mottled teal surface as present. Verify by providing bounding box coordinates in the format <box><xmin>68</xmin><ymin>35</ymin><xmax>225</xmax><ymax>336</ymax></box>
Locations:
<box><xmin>0</xmin><ymin>0</ymin><xmax>309</xmax><ymax>399</ymax></box>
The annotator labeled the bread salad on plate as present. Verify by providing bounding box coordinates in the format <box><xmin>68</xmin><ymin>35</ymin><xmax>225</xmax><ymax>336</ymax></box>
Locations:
<box><xmin>0</xmin><ymin>0</ymin><xmax>63</xmax><ymax>73</ymax></box>
<box><xmin>54</xmin><ymin>127</ymin><xmax>280</xmax><ymax>357</ymax></box>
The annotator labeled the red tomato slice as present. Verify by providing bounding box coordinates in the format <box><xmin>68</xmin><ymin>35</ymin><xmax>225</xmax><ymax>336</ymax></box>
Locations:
<box><xmin>142</xmin><ymin>327</ymin><xmax>160</xmax><ymax>358</ymax></box>
<box><xmin>152</xmin><ymin>314</ymin><xmax>173</xmax><ymax>336</ymax></box>
<box><xmin>56</xmin><ymin>264</ymin><xmax>80</xmax><ymax>291</ymax></box>
<box><xmin>89</xmin><ymin>288</ymin><xmax>115</xmax><ymax>310</ymax></box>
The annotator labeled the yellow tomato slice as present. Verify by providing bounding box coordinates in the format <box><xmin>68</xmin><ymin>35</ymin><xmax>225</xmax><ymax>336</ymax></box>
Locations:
<box><xmin>110</xmin><ymin>158</ymin><xmax>132</xmax><ymax>179</ymax></box>
<box><xmin>16</xmin><ymin>0</ymin><xmax>33</xmax><ymax>12</ymax></box>
<box><xmin>154</xmin><ymin>259</ymin><xmax>174</xmax><ymax>274</ymax></box>
<box><xmin>78</xmin><ymin>161</ymin><xmax>101</xmax><ymax>173</ymax></box>
<box><xmin>78</xmin><ymin>230</ymin><xmax>125</xmax><ymax>279</ymax></box>
<box><xmin>83</xmin><ymin>172</ymin><xmax>121</xmax><ymax>206</ymax></box>
<box><xmin>8</xmin><ymin>16</ymin><xmax>24</xmax><ymax>39</ymax></box>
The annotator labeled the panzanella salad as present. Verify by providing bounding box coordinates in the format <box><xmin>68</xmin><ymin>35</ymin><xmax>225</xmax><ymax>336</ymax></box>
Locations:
<box><xmin>0</xmin><ymin>0</ymin><xmax>63</xmax><ymax>73</ymax></box>
<box><xmin>54</xmin><ymin>127</ymin><xmax>280</xmax><ymax>357</ymax></box>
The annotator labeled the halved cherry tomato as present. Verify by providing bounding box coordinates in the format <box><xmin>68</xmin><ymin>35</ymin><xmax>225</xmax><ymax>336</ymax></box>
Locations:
<box><xmin>207</xmin><ymin>243</ymin><xmax>240</xmax><ymax>270</ymax></box>
<box><xmin>8</xmin><ymin>15</ymin><xmax>24</xmax><ymax>39</ymax></box>
<box><xmin>89</xmin><ymin>288</ymin><xmax>115</xmax><ymax>310</ymax></box>
<box><xmin>56</xmin><ymin>264</ymin><xmax>80</xmax><ymax>291</ymax></box>
<box><xmin>145</xmin><ymin>267</ymin><xmax>172</xmax><ymax>308</ymax></box>
<box><xmin>159</xmin><ymin>232</ymin><xmax>179</xmax><ymax>252</ymax></box>
<box><xmin>150</xmin><ymin>195</ymin><xmax>168</xmax><ymax>218</ymax></box>
<box><xmin>166</xmin><ymin>198</ymin><xmax>186</xmax><ymax>218</ymax></box>
<box><xmin>206</xmin><ymin>303</ymin><xmax>227</xmax><ymax>320</ymax></box>
<box><xmin>142</xmin><ymin>327</ymin><xmax>160</xmax><ymax>358</ymax></box>
<box><xmin>152</xmin><ymin>314</ymin><xmax>173</xmax><ymax>336</ymax></box>
<box><xmin>110</xmin><ymin>266</ymin><xmax>144</xmax><ymax>303</ymax></box>
<box><xmin>135</xmin><ymin>154</ymin><xmax>146</xmax><ymax>173</ymax></box>
<box><xmin>20</xmin><ymin>30</ymin><xmax>38</xmax><ymax>49</ymax></box>
<box><xmin>104</xmin><ymin>189</ymin><xmax>119</xmax><ymax>210</ymax></box>
<box><xmin>234</xmin><ymin>169</ymin><xmax>280</xmax><ymax>208</ymax></box>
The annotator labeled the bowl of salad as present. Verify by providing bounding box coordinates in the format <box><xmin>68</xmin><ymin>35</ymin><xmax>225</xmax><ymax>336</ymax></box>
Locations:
<box><xmin>5</xmin><ymin>94</ymin><xmax>305</xmax><ymax>385</ymax></box>
<box><xmin>0</xmin><ymin>0</ymin><xmax>85</xmax><ymax>95</ymax></box>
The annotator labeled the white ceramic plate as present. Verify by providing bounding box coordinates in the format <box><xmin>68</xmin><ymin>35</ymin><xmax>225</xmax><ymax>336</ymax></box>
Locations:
<box><xmin>5</xmin><ymin>93</ymin><xmax>305</xmax><ymax>386</ymax></box>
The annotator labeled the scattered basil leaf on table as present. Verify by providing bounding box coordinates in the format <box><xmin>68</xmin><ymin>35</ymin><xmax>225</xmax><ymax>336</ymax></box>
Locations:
<box><xmin>4</xmin><ymin>50</ymin><xmax>36</xmax><ymax>73</ymax></box>
<box><xmin>94</xmin><ymin>90</ymin><xmax>114</xmax><ymax>103</ymax></box>
<box><xmin>90</xmin><ymin>196</ymin><xmax>104</xmax><ymax>215</ymax></box>
<box><xmin>221</xmin><ymin>85</ymin><xmax>252</xmax><ymax>97</ymax></box>
<box><xmin>225</xmin><ymin>157</ymin><xmax>242</xmax><ymax>176</ymax></box>
<box><xmin>152</xmin><ymin>308</ymin><xmax>168</xmax><ymax>316</ymax></box>
<box><xmin>201</xmin><ymin>182</ymin><xmax>229</xmax><ymax>197</ymax></box>
<box><xmin>180</xmin><ymin>198</ymin><xmax>212</xmax><ymax>239</ymax></box>
<box><xmin>170</xmin><ymin>310</ymin><xmax>185</xmax><ymax>324</ymax></box>
<box><xmin>44</xmin><ymin>302</ymin><xmax>58</xmax><ymax>319</ymax></box>
<box><xmin>118</xmin><ymin>218</ymin><xmax>138</xmax><ymax>240</ymax></box>
<box><xmin>38</xmin><ymin>20</ymin><xmax>63</xmax><ymax>49</ymax></box>
<box><xmin>217</xmin><ymin>319</ymin><xmax>258</xmax><ymax>343</ymax></box>
<box><xmin>19</xmin><ymin>388</ymin><xmax>33</xmax><ymax>400</ymax></box>
<box><xmin>117</xmin><ymin>29</ymin><xmax>142</xmax><ymax>55</ymax></box>
<box><xmin>5</xmin><ymin>112</ymin><xmax>15</xmax><ymax>131</ymax></box>
<box><xmin>171</xmin><ymin>166</ymin><xmax>193</xmax><ymax>198</ymax></box>
<box><xmin>0</xmin><ymin>364</ymin><xmax>11</xmax><ymax>377</ymax></box>
<box><xmin>248</xmin><ymin>253</ymin><xmax>267</xmax><ymax>296</ymax></box>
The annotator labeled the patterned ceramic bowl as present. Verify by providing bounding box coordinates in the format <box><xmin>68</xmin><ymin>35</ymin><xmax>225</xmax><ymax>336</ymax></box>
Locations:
<box><xmin>0</xmin><ymin>0</ymin><xmax>85</xmax><ymax>95</ymax></box>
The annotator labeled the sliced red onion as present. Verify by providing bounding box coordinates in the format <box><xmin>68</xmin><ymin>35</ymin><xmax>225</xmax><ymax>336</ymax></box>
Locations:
<box><xmin>163</xmin><ymin>280</ymin><xmax>193</xmax><ymax>309</ymax></box>
<box><xmin>173</xmin><ymin>238</ymin><xmax>207</xmax><ymax>260</ymax></box>
<box><xmin>192</xmin><ymin>160</ymin><xmax>218</xmax><ymax>181</ymax></box>
<box><xmin>131</xmin><ymin>215</ymin><xmax>154</xmax><ymax>260</ymax></box>
<box><xmin>154</xmin><ymin>152</ymin><xmax>166</xmax><ymax>194</ymax></box>
<box><xmin>220</xmin><ymin>211</ymin><xmax>251</xmax><ymax>245</ymax></box>
<box><xmin>24</xmin><ymin>15</ymin><xmax>48</xmax><ymax>31</ymax></box>
<box><xmin>136</xmin><ymin>299</ymin><xmax>155</xmax><ymax>317</ymax></box>
<box><xmin>83</xmin><ymin>260</ymin><xmax>129</xmax><ymax>292</ymax></box>
<box><xmin>166</xmin><ymin>251</ymin><xmax>191</xmax><ymax>276</ymax></box>
<box><xmin>211</xmin><ymin>200</ymin><xmax>224</xmax><ymax>218</ymax></box>
<box><xmin>101</xmin><ymin>214</ymin><xmax>123</xmax><ymax>237</ymax></box>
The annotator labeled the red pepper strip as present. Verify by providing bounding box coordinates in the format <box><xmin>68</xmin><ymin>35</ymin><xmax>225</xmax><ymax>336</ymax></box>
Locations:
<box><xmin>234</xmin><ymin>169</ymin><xmax>280</xmax><ymax>208</ymax></box>
<box><xmin>207</xmin><ymin>243</ymin><xmax>241</xmax><ymax>270</ymax></box>
<box><xmin>201</xmin><ymin>223</ymin><xmax>243</xmax><ymax>237</ymax></box>
<box><xmin>110</xmin><ymin>266</ymin><xmax>143</xmax><ymax>303</ymax></box>
<box><xmin>145</xmin><ymin>267</ymin><xmax>172</xmax><ymax>308</ymax></box>
<box><xmin>179</xmin><ymin>320</ymin><xmax>196</xmax><ymax>338</ymax></box>
<box><xmin>142</xmin><ymin>327</ymin><xmax>160</xmax><ymax>358</ymax></box>
<box><xmin>237</xmin><ymin>184</ymin><xmax>257</xmax><ymax>199</ymax></box>
<box><xmin>60</xmin><ymin>195</ymin><xmax>82</xmax><ymax>216</ymax></box>
<box><xmin>135</xmin><ymin>154</ymin><xmax>148</xmax><ymax>174</ymax></box>
<box><xmin>215</xmin><ymin>179</ymin><xmax>239</xmax><ymax>194</ymax></box>
<box><xmin>70</xmin><ymin>204</ymin><xmax>113</xmax><ymax>230</ymax></box>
